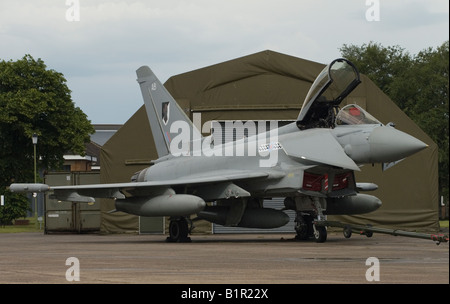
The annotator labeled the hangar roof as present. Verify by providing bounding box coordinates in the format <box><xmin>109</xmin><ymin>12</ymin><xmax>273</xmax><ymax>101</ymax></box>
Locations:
<box><xmin>164</xmin><ymin>50</ymin><xmax>324</xmax><ymax>114</ymax></box>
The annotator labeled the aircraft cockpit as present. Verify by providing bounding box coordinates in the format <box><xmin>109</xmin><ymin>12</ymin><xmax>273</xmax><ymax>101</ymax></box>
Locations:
<box><xmin>335</xmin><ymin>104</ymin><xmax>381</xmax><ymax>126</ymax></box>
<box><xmin>297</xmin><ymin>58</ymin><xmax>361</xmax><ymax>130</ymax></box>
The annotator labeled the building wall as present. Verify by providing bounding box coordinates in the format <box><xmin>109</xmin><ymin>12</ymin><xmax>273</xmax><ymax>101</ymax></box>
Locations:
<box><xmin>44</xmin><ymin>172</ymin><xmax>101</xmax><ymax>233</ymax></box>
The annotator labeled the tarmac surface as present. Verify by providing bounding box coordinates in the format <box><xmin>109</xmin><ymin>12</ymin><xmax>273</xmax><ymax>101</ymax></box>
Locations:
<box><xmin>0</xmin><ymin>231</ymin><xmax>448</xmax><ymax>285</ymax></box>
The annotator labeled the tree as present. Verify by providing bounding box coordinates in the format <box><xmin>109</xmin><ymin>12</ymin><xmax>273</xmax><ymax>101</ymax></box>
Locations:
<box><xmin>340</xmin><ymin>41</ymin><xmax>449</xmax><ymax>202</ymax></box>
<box><xmin>0</xmin><ymin>54</ymin><xmax>94</xmax><ymax>222</ymax></box>
<box><xmin>340</xmin><ymin>42</ymin><xmax>413</xmax><ymax>97</ymax></box>
<box><xmin>0</xmin><ymin>189</ymin><xmax>29</xmax><ymax>226</ymax></box>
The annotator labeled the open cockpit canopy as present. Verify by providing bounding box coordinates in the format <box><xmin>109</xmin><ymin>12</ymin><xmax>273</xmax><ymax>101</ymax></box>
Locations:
<box><xmin>297</xmin><ymin>58</ymin><xmax>361</xmax><ymax>129</ymax></box>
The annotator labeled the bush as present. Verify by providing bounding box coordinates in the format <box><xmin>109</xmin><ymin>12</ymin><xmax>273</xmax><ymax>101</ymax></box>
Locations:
<box><xmin>0</xmin><ymin>190</ymin><xmax>31</xmax><ymax>226</ymax></box>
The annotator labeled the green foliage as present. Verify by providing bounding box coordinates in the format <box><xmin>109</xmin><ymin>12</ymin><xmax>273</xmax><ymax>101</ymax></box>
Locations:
<box><xmin>340</xmin><ymin>41</ymin><xmax>449</xmax><ymax>201</ymax></box>
<box><xmin>0</xmin><ymin>55</ymin><xmax>95</xmax><ymax>188</ymax></box>
<box><xmin>340</xmin><ymin>42</ymin><xmax>413</xmax><ymax>96</ymax></box>
<box><xmin>0</xmin><ymin>54</ymin><xmax>94</xmax><ymax>222</ymax></box>
<box><xmin>0</xmin><ymin>188</ymin><xmax>30</xmax><ymax>226</ymax></box>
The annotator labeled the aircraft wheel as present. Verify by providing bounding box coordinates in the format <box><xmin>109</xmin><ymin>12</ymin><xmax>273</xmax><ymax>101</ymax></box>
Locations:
<box><xmin>295</xmin><ymin>221</ymin><xmax>309</xmax><ymax>240</ymax></box>
<box><xmin>167</xmin><ymin>218</ymin><xmax>191</xmax><ymax>243</ymax></box>
<box><xmin>364</xmin><ymin>225</ymin><xmax>373</xmax><ymax>238</ymax></box>
<box><xmin>343</xmin><ymin>226</ymin><xmax>352</xmax><ymax>238</ymax></box>
<box><xmin>313</xmin><ymin>225</ymin><xmax>327</xmax><ymax>243</ymax></box>
<box><xmin>295</xmin><ymin>213</ymin><xmax>314</xmax><ymax>240</ymax></box>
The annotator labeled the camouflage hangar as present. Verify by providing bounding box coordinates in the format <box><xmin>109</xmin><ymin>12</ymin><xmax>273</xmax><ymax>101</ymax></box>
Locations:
<box><xmin>45</xmin><ymin>50</ymin><xmax>439</xmax><ymax>234</ymax></box>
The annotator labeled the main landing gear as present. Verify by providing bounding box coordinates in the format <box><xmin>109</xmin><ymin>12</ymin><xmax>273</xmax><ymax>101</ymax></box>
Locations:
<box><xmin>294</xmin><ymin>197</ymin><xmax>327</xmax><ymax>243</ymax></box>
<box><xmin>166</xmin><ymin>217</ymin><xmax>192</xmax><ymax>243</ymax></box>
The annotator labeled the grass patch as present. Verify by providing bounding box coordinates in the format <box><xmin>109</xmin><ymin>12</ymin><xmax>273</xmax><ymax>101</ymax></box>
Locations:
<box><xmin>0</xmin><ymin>217</ymin><xmax>43</xmax><ymax>233</ymax></box>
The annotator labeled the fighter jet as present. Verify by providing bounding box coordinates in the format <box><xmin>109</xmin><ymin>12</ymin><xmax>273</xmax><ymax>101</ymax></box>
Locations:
<box><xmin>10</xmin><ymin>58</ymin><xmax>427</xmax><ymax>242</ymax></box>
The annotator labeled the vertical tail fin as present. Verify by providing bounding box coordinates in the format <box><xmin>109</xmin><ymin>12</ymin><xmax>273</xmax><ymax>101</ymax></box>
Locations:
<box><xmin>136</xmin><ymin>66</ymin><xmax>201</xmax><ymax>158</ymax></box>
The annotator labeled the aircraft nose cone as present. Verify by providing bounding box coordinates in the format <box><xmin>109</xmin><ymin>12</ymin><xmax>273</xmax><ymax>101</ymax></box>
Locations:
<box><xmin>369</xmin><ymin>126</ymin><xmax>428</xmax><ymax>162</ymax></box>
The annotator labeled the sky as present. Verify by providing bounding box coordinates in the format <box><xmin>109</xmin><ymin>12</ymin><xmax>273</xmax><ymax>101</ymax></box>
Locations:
<box><xmin>0</xmin><ymin>0</ymin><xmax>448</xmax><ymax>124</ymax></box>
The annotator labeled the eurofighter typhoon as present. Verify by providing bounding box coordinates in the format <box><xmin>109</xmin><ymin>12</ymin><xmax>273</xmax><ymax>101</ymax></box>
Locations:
<box><xmin>10</xmin><ymin>58</ymin><xmax>427</xmax><ymax>242</ymax></box>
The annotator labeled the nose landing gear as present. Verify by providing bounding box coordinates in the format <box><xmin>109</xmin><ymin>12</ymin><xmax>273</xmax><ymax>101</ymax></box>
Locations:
<box><xmin>294</xmin><ymin>204</ymin><xmax>328</xmax><ymax>243</ymax></box>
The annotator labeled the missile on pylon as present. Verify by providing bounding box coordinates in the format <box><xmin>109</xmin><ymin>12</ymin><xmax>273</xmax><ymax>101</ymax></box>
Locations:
<box><xmin>9</xmin><ymin>183</ymin><xmax>50</xmax><ymax>193</ymax></box>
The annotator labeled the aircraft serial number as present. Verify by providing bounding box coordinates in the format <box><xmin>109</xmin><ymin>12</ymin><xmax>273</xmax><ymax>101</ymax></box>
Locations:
<box><xmin>258</xmin><ymin>142</ymin><xmax>282</xmax><ymax>152</ymax></box>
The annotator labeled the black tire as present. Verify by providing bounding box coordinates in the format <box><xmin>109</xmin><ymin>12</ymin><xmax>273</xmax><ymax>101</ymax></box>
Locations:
<box><xmin>343</xmin><ymin>226</ymin><xmax>352</xmax><ymax>238</ymax></box>
<box><xmin>313</xmin><ymin>225</ymin><xmax>327</xmax><ymax>243</ymax></box>
<box><xmin>295</xmin><ymin>221</ymin><xmax>309</xmax><ymax>240</ymax></box>
<box><xmin>295</xmin><ymin>213</ymin><xmax>315</xmax><ymax>240</ymax></box>
<box><xmin>364</xmin><ymin>225</ymin><xmax>373</xmax><ymax>238</ymax></box>
<box><xmin>168</xmin><ymin>218</ymin><xmax>190</xmax><ymax>242</ymax></box>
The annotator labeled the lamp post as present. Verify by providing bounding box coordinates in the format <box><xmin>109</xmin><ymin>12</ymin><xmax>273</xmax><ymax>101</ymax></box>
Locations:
<box><xmin>32</xmin><ymin>133</ymin><xmax>38</xmax><ymax>227</ymax></box>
